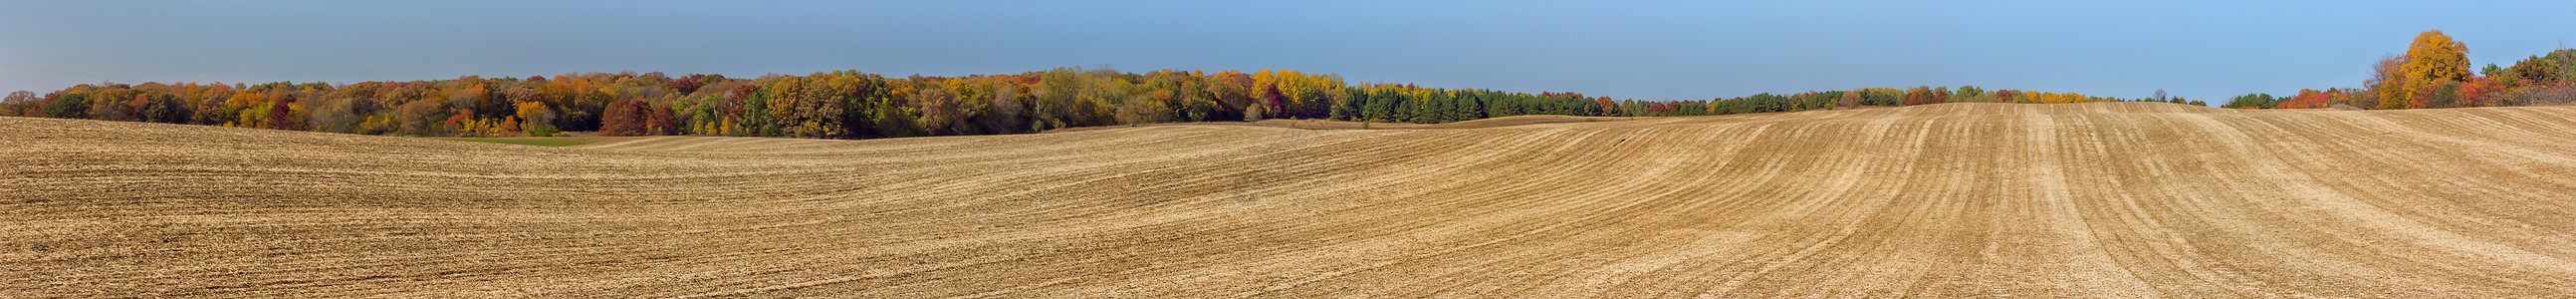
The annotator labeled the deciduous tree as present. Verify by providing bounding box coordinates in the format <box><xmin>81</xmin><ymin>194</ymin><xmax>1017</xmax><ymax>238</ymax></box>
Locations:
<box><xmin>2369</xmin><ymin>55</ymin><xmax>2410</xmax><ymax>110</ymax></box>
<box><xmin>2</xmin><ymin>91</ymin><xmax>36</xmax><ymax>117</ymax></box>
<box><xmin>911</xmin><ymin>88</ymin><xmax>968</xmax><ymax>135</ymax></box>
<box><xmin>266</xmin><ymin>94</ymin><xmax>302</xmax><ymax>130</ymax></box>
<box><xmin>43</xmin><ymin>93</ymin><xmax>90</xmax><ymax>119</ymax></box>
<box><xmin>2399</xmin><ymin>30</ymin><xmax>2471</xmax><ymax>109</ymax></box>
<box><xmin>2507</xmin><ymin>55</ymin><xmax>2560</xmax><ymax>83</ymax></box>
<box><xmin>516</xmin><ymin>101</ymin><xmax>557</xmax><ymax>136</ymax></box>
<box><xmin>600</xmin><ymin>98</ymin><xmax>646</xmax><ymax>137</ymax></box>
<box><xmin>1902</xmin><ymin>86</ymin><xmax>1934</xmax><ymax>106</ymax></box>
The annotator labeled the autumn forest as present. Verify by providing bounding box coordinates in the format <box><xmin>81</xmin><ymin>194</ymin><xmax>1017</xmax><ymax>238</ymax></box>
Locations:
<box><xmin>4</xmin><ymin>30</ymin><xmax>2573</xmax><ymax>140</ymax></box>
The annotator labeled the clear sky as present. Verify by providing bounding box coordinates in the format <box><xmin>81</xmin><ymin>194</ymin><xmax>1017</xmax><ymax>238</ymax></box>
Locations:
<box><xmin>3</xmin><ymin>0</ymin><xmax>2571</xmax><ymax>103</ymax></box>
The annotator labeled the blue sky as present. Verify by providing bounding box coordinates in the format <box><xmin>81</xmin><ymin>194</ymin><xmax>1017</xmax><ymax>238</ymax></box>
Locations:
<box><xmin>3</xmin><ymin>0</ymin><xmax>2571</xmax><ymax>103</ymax></box>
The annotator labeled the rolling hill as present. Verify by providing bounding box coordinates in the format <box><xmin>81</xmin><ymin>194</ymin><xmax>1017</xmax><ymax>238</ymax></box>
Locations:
<box><xmin>10</xmin><ymin>102</ymin><xmax>2576</xmax><ymax>297</ymax></box>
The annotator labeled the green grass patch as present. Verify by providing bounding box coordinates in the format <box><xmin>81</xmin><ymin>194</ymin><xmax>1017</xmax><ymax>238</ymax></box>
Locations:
<box><xmin>429</xmin><ymin>137</ymin><xmax>604</xmax><ymax>147</ymax></box>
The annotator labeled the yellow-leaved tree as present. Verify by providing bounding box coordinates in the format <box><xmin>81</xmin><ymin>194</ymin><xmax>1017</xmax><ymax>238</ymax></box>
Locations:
<box><xmin>2388</xmin><ymin>30</ymin><xmax>2470</xmax><ymax>109</ymax></box>
<box><xmin>2368</xmin><ymin>55</ymin><xmax>2409</xmax><ymax>110</ymax></box>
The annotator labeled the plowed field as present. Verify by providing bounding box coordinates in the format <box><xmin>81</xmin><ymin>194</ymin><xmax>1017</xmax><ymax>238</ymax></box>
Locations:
<box><xmin>10</xmin><ymin>102</ymin><xmax>2576</xmax><ymax>297</ymax></box>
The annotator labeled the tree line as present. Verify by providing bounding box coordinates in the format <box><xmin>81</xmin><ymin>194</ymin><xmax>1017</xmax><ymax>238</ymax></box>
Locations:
<box><xmin>2225</xmin><ymin>30</ymin><xmax>2576</xmax><ymax>110</ymax></box>
<box><xmin>1599</xmin><ymin>86</ymin><xmax>2193</xmax><ymax>118</ymax></box>
<box><xmin>0</xmin><ymin>66</ymin><xmax>2165</xmax><ymax>140</ymax></box>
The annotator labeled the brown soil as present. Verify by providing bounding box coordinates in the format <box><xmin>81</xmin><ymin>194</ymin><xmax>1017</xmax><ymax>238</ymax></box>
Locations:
<box><xmin>10</xmin><ymin>102</ymin><xmax>2576</xmax><ymax>297</ymax></box>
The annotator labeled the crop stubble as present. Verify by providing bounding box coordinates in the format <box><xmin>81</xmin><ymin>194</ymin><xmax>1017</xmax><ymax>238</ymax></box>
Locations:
<box><xmin>7</xmin><ymin>103</ymin><xmax>2576</xmax><ymax>297</ymax></box>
